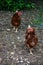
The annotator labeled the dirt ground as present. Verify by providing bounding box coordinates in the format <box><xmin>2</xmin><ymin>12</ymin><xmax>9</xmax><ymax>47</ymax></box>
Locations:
<box><xmin>0</xmin><ymin>9</ymin><xmax>43</xmax><ymax>65</ymax></box>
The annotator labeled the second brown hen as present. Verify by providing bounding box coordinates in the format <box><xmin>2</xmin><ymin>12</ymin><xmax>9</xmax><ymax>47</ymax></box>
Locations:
<box><xmin>25</xmin><ymin>25</ymin><xmax>38</xmax><ymax>55</ymax></box>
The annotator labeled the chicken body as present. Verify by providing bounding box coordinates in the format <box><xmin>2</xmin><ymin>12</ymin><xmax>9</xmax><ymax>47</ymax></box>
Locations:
<box><xmin>11</xmin><ymin>11</ymin><xmax>22</xmax><ymax>32</ymax></box>
<box><xmin>25</xmin><ymin>26</ymin><xmax>38</xmax><ymax>54</ymax></box>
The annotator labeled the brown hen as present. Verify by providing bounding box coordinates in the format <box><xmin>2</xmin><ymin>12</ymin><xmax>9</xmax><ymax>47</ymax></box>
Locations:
<box><xmin>11</xmin><ymin>10</ymin><xmax>22</xmax><ymax>32</ymax></box>
<box><xmin>25</xmin><ymin>25</ymin><xmax>38</xmax><ymax>55</ymax></box>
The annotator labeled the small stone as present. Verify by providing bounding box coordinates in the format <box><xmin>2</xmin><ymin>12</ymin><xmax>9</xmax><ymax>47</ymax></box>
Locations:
<box><xmin>24</xmin><ymin>58</ymin><xmax>28</xmax><ymax>61</ymax></box>
<box><xmin>27</xmin><ymin>61</ymin><xmax>30</xmax><ymax>64</ymax></box>
<box><xmin>7</xmin><ymin>28</ymin><xmax>10</xmax><ymax>31</ymax></box>
<box><xmin>16</xmin><ymin>57</ymin><xmax>19</xmax><ymax>63</ymax></box>
<box><xmin>10</xmin><ymin>52</ymin><xmax>14</xmax><ymax>55</ymax></box>
<box><xmin>13</xmin><ymin>57</ymin><xmax>16</xmax><ymax>60</ymax></box>
<box><xmin>11</xmin><ymin>42</ymin><xmax>14</xmax><ymax>44</ymax></box>
<box><xmin>24</xmin><ymin>58</ymin><xmax>30</xmax><ymax>64</ymax></box>
<box><xmin>17</xmin><ymin>36</ymin><xmax>20</xmax><ymax>40</ymax></box>
<box><xmin>20</xmin><ymin>60</ymin><xmax>23</xmax><ymax>63</ymax></box>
